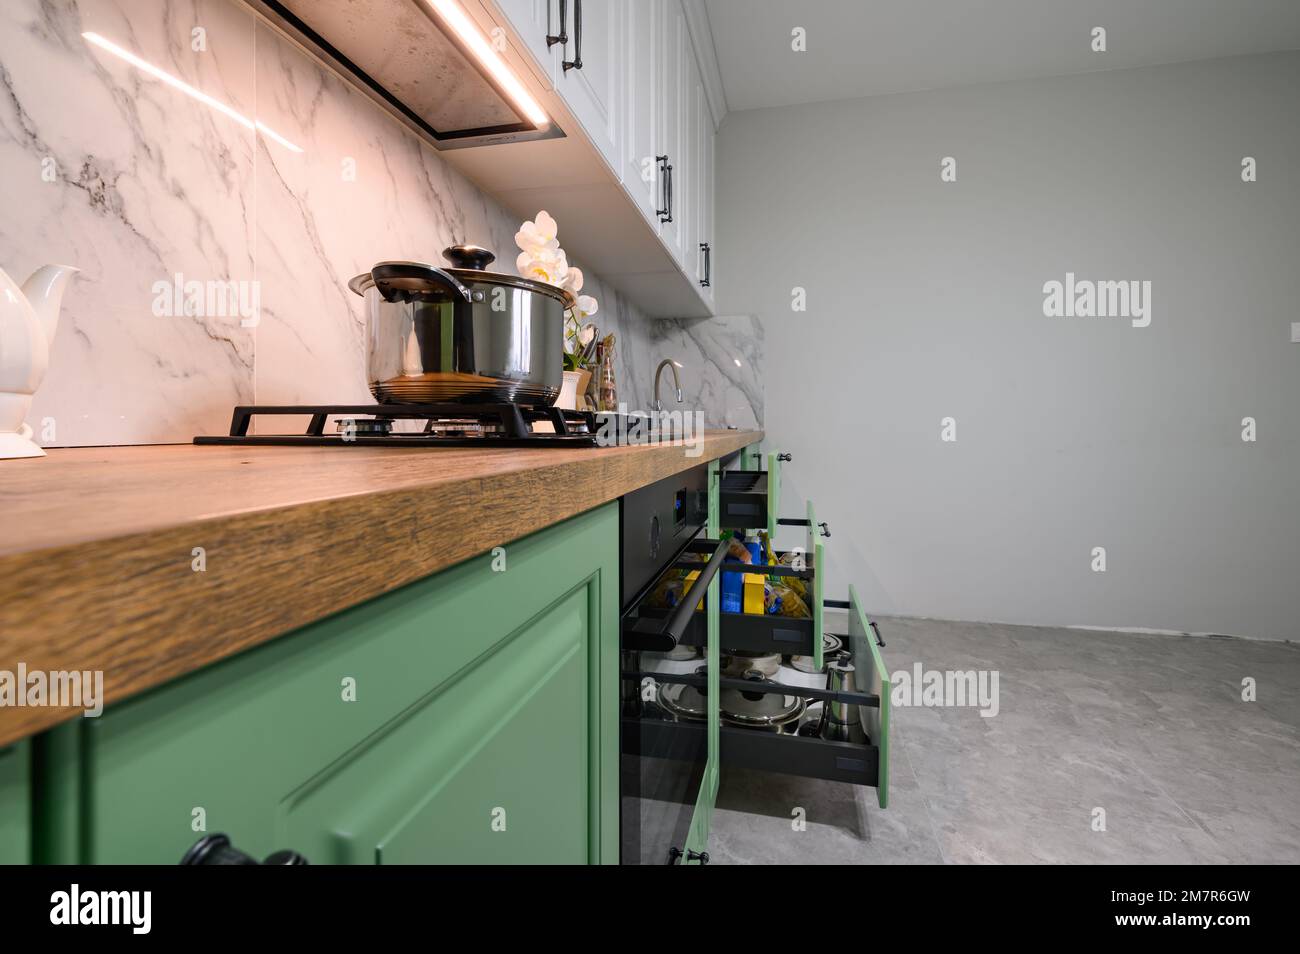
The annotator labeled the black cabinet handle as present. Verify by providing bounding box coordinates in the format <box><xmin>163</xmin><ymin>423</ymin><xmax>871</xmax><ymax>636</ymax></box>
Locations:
<box><xmin>818</xmin><ymin>521</ymin><xmax>830</xmax><ymax>537</ymax></box>
<box><xmin>180</xmin><ymin>833</ymin><xmax>309</xmax><ymax>866</ymax></box>
<box><xmin>624</xmin><ymin>535</ymin><xmax>729</xmax><ymax>651</ymax></box>
<box><xmin>666</xmin><ymin>161</ymin><xmax>674</xmax><ymax>222</ymax></box>
<box><xmin>562</xmin><ymin>0</ymin><xmax>583</xmax><ymax>70</ymax></box>
<box><xmin>776</xmin><ymin>452</ymin><xmax>791</xmax><ymax>462</ymax></box>
<box><xmin>547</xmin><ymin>0</ymin><xmax>567</xmax><ymax>47</ymax></box>
<box><xmin>656</xmin><ymin>155</ymin><xmax>672</xmax><ymax>222</ymax></box>
<box><xmin>668</xmin><ymin>846</ymin><xmax>711</xmax><ymax>865</ymax></box>
<box><xmin>699</xmin><ymin>243</ymin><xmax>711</xmax><ymax>287</ymax></box>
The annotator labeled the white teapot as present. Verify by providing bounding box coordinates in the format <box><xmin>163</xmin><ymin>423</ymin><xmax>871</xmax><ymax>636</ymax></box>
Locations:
<box><xmin>0</xmin><ymin>264</ymin><xmax>78</xmax><ymax>459</ymax></box>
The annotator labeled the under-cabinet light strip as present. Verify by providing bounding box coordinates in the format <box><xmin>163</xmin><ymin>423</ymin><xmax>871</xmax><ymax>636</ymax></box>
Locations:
<box><xmin>425</xmin><ymin>0</ymin><xmax>550</xmax><ymax>127</ymax></box>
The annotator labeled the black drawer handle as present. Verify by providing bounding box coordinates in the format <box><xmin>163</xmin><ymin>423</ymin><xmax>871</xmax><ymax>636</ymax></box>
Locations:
<box><xmin>818</xmin><ymin>521</ymin><xmax>830</xmax><ymax>538</ymax></box>
<box><xmin>821</xmin><ymin>602</ymin><xmax>886</xmax><ymax>647</ymax></box>
<box><xmin>776</xmin><ymin>453</ymin><xmax>791</xmax><ymax>462</ymax></box>
<box><xmin>669</xmin><ymin>846</ymin><xmax>710</xmax><ymax>864</ymax></box>
<box><xmin>660</xmin><ymin>536</ymin><xmax>728</xmax><ymax>646</ymax></box>
<box><xmin>626</xmin><ymin>536</ymin><xmax>730</xmax><ymax>652</ymax></box>
<box><xmin>180</xmin><ymin>833</ymin><xmax>309</xmax><ymax>866</ymax></box>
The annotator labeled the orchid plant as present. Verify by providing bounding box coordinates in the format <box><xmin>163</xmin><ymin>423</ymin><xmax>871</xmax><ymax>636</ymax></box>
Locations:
<box><xmin>515</xmin><ymin>211</ymin><xmax>599</xmax><ymax>371</ymax></box>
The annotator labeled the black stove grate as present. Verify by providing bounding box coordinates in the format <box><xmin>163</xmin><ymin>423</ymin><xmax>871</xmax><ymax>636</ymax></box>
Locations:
<box><xmin>193</xmin><ymin>404</ymin><xmax>602</xmax><ymax>447</ymax></box>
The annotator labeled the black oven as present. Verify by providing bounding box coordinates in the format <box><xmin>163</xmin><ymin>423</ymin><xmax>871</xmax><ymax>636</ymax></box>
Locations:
<box><xmin>618</xmin><ymin>464</ymin><xmax>725</xmax><ymax>864</ymax></box>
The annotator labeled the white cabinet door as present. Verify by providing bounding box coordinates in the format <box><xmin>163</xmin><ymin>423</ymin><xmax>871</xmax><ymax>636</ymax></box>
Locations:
<box><xmin>681</xmin><ymin>52</ymin><xmax>702</xmax><ymax>285</ymax></box>
<box><xmin>695</xmin><ymin>80</ymin><xmax>715</xmax><ymax>303</ymax></box>
<box><xmin>622</xmin><ymin>0</ymin><xmax>661</xmax><ymax>222</ymax></box>
<box><xmin>656</xmin><ymin>0</ymin><xmax>689</xmax><ymax>268</ymax></box>
<box><xmin>554</xmin><ymin>0</ymin><xmax>623</xmax><ymax>173</ymax></box>
<box><xmin>495</xmin><ymin>0</ymin><xmax>560</xmax><ymax>85</ymax></box>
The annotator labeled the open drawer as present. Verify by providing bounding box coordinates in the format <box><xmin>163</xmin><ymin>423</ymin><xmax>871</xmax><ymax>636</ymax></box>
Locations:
<box><xmin>622</xmin><ymin>584</ymin><xmax>891</xmax><ymax>808</ymax></box>
<box><xmin>718</xmin><ymin>451</ymin><xmax>800</xmax><ymax>535</ymax></box>
<box><xmin>625</xmin><ymin>500</ymin><xmax>831</xmax><ymax>663</ymax></box>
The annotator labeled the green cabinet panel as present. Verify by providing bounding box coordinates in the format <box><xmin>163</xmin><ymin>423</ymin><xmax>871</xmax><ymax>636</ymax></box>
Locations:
<box><xmin>36</xmin><ymin>503</ymin><xmax>619</xmax><ymax>865</ymax></box>
<box><xmin>682</xmin><ymin>459</ymin><xmax>722</xmax><ymax>863</ymax></box>
<box><xmin>0</xmin><ymin>742</ymin><xmax>30</xmax><ymax>863</ymax></box>
<box><xmin>766</xmin><ymin>452</ymin><xmax>782</xmax><ymax>538</ymax></box>
<box><xmin>809</xmin><ymin>499</ymin><xmax>825</xmax><ymax>671</ymax></box>
<box><xmin>849</xmin><ymin>585</ymin><xmax>890</xmax><ymax>809</ymax></box>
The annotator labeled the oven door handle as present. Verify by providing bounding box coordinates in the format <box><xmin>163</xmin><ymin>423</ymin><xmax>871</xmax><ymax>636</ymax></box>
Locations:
<box><xmin>627</xmin><ymin>536</ymin><xmax>730</xmax><ymax>652</ymax></box>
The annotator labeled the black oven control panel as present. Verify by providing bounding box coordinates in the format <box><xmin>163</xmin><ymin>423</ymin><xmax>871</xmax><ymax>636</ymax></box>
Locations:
<box><xmin>620</xmin><ymin>465</ymin><xmax>708</xmax><ymax>612</ymax></box>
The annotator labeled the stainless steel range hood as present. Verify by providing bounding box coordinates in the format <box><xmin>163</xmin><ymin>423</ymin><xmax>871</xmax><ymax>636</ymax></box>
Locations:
<box><xmin>244</xmin><ymin>0</ymin><xmax>563</xmax><ymax>149</ymax></box>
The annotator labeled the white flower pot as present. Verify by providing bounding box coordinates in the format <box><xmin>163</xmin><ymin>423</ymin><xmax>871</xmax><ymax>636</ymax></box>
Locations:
<box><xmin>555</xmin><ymin>370</ymin><xmax>584</xmax><ymax>410</ymax></box>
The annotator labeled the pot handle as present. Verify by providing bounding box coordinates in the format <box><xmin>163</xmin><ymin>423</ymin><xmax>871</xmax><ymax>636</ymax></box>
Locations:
<box><xmin>369</xmin><ymin>261</ymin><xmax>473</xmax><ymax>304</ymax></box>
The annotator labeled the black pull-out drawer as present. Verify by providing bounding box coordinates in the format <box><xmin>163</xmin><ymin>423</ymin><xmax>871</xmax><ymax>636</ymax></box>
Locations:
<box><xmin>620</xmin><ymin>586</ymin><xmax>891</xmax><ymax>807</ymax></box>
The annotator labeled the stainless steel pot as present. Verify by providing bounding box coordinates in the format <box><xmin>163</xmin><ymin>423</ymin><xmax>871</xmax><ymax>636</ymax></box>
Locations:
<box><xmin>656</xmin><ymin>668</ymin><xmax>806</xmax><ymax>735</ymax></box>
<box><xmin>721</xmin><ymin>650</ymin><xmax>782</xmax><ymax>679</ymax></box>
<box><xmin>347</xmin><ymin>245</ymin><xmax>573</xmax><ymax>406</ymax></box>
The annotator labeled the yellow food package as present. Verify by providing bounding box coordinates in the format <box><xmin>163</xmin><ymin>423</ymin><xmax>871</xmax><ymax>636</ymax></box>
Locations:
<box><xmin>742</xmin><ymin>573</ymin><xmax>765</xmax><ymax>614</ymax></box>
<box><xmin>764</xmin><ymin>582</ymin><xmax>811</xmax><ymax>618</ymax></box>
<box><xmin>775</xmin><ymin>552</ymin><xmax>809</xmax><ymax>601</ymax></box>
<box><xmin>684</xmin><ymin>570</ymin><xmax>705</xmax><ymax>611</ymax></box>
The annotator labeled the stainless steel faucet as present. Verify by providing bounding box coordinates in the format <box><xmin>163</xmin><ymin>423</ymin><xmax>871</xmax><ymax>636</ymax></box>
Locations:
<box><xmin>653</xmin><ymin>359</ymin><xmax>683</xmax><ymax>412</ymax></box>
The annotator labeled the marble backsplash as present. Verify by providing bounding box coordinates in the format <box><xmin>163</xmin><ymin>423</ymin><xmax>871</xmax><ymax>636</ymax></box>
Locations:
<box><xmin>0</xmin><ymin>0</ymin><xmax>760</xmax><ymax>447</ymax></box>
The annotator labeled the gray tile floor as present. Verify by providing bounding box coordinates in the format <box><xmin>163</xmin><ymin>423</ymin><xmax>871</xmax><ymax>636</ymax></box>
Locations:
<box><xmin>708</xmin><ymin>615</ymin><xmax>1300</xmax><ymax>864</ymax></box>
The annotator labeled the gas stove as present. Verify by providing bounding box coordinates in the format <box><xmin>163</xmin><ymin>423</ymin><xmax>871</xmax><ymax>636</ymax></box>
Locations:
<box><xmin>193</xmin><ymin>403</ymin><xmax>602</xmax><ymax>447</ymax></box>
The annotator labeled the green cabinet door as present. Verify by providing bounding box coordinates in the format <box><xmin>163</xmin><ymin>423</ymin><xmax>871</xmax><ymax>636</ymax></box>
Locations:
<box><xmin>35</xmin><ymin>503</ymin><xmax>619</xmax><ymax>865</ymax></box>
<box><xmin>766</xmin><ymin>451</ymin><xmax>782</xmax><ymax>538</ymax></box>
<box><xmin>848</xmin><ymin>584</ymin><xmax>890</xmax><ymax>809</ymax></box>
<box><xmin>680</xmin><ymin>459</ymin><xmax>722</xmax><ymax>864</ymax></box>
<box><xmin>0</xmin><ymin>742</ymin><xmax>30</xmax><ymax>864</ymax></box>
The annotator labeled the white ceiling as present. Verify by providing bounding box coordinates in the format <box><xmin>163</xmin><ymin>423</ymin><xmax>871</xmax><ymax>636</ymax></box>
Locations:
<box><xmin>702</xmin><ymin>0</ymin><xmax>1300</xmax><ymax>112</ymax></box>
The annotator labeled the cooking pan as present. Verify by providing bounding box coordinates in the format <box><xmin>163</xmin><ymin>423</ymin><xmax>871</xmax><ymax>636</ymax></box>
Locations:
<box><xmin>348</xmin><ymin>244</ymin><xmax>573</xmax><ymax>405</ymax></box>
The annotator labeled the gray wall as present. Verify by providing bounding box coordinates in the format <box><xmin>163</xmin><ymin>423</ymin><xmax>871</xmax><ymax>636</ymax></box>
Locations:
<box><xmin>716</xmin><ymin>52</ymin><xmax>1300</xmax><ymax>640</ymax></box>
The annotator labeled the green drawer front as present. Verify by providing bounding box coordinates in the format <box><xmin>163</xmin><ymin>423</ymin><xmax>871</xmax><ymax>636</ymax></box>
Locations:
<box><xmin>36</xmin><ymin>503</ymin><xmax>620</xmax><ymax>865</ymax></box>
<box><xmin>0</xmin><ymin>742</ymin><xmax>31</xmax><ymax>864</ymax></box>
<box><xmin>849</xmin><ymin>585</ymin><xmax>890</xmax><ymax>809</ymax></box>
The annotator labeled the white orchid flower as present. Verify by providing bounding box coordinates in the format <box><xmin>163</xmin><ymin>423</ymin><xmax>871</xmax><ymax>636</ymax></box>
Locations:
<box><xmin>574</xmin><ymin>294</ymin><xmax>599</xmax><ymax>319</ymax></box>
<box><xmin>578</xmin><ymin>322</ymin><xmax>596</xmax><ymax>346</ymax></box>
<box><xmin>514</xmin><ymin>210</ymin><xmax>560</xmax><ymax>254</ymax></box>
<box><xmin>516</xmin><ymin>247</ymin><xmax>569</xmax><ymax>286</ymax></box>
<box><xmin>561</xmin><ymin>266</ymin><xmax>584</xmax><ymax>293</ymax></box>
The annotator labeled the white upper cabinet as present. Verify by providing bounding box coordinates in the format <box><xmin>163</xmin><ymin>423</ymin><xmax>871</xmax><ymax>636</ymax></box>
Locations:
<box><xmin>495</xmin><ymin>0</ymin><xmax>562</xmax><ymax>84</ymax></box>
<box><xmin>694</xmin><ymin>74</ymin><xmax>715</xmax><ymax>302</ymax></box>
<box><xmin>655</xmin><ymin>0</ymin><xmax>690</xmax><ymax>269</ymax></box>
<box><xmin>485</xmin><ymin>0</ymin><xmax>719</xmax><ymax>314</ymax></box>
<box><xmin>681</xmin><ymin>51</ymin><xmax>702</xmax><ymax>284</ymax></box>
<box><xmin>495</xmin><ymin>1</ymin><xmax>623</xmax><ymax>175</ymax></box>
<box><xmin>622</xmin><ymin>0</ymin><xmax>661</xmax><ymax>222</ymax></box>
<box><xmin>554</xmin><ymin>0</ymin><xmax>624</xmax><ymax>173</ymax></box>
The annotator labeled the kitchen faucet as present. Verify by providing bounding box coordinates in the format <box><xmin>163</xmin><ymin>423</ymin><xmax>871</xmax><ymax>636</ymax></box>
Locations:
<box><xmin>653</xmin><ymin>359</ymin><xmax>683</xmax><ymax>412</ymax></box>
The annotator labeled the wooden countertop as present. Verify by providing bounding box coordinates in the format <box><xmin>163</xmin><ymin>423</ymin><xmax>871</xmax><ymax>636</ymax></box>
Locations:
<box><xmin>0</xmin><ymin>430</ymin><xmax>760</xmax><ymax>745</ymax></box>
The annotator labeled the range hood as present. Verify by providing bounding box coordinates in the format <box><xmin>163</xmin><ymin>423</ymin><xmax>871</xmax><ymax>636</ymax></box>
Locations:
<box><xmin>244</xmin><ymin>0</ymin><xmax>563</xmax><ymax>149</ymax></box>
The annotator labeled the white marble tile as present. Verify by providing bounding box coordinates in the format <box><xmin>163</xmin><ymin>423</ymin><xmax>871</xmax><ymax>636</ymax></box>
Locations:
<box><xmin>657</xmin><ymin>314</ymin><xmax>764</xmax><ymax>428</ymax></box>
<box><xmin>1</xmin><ymin>0</ymin><xmax>257</xmax><ymax>445</ymax></box>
